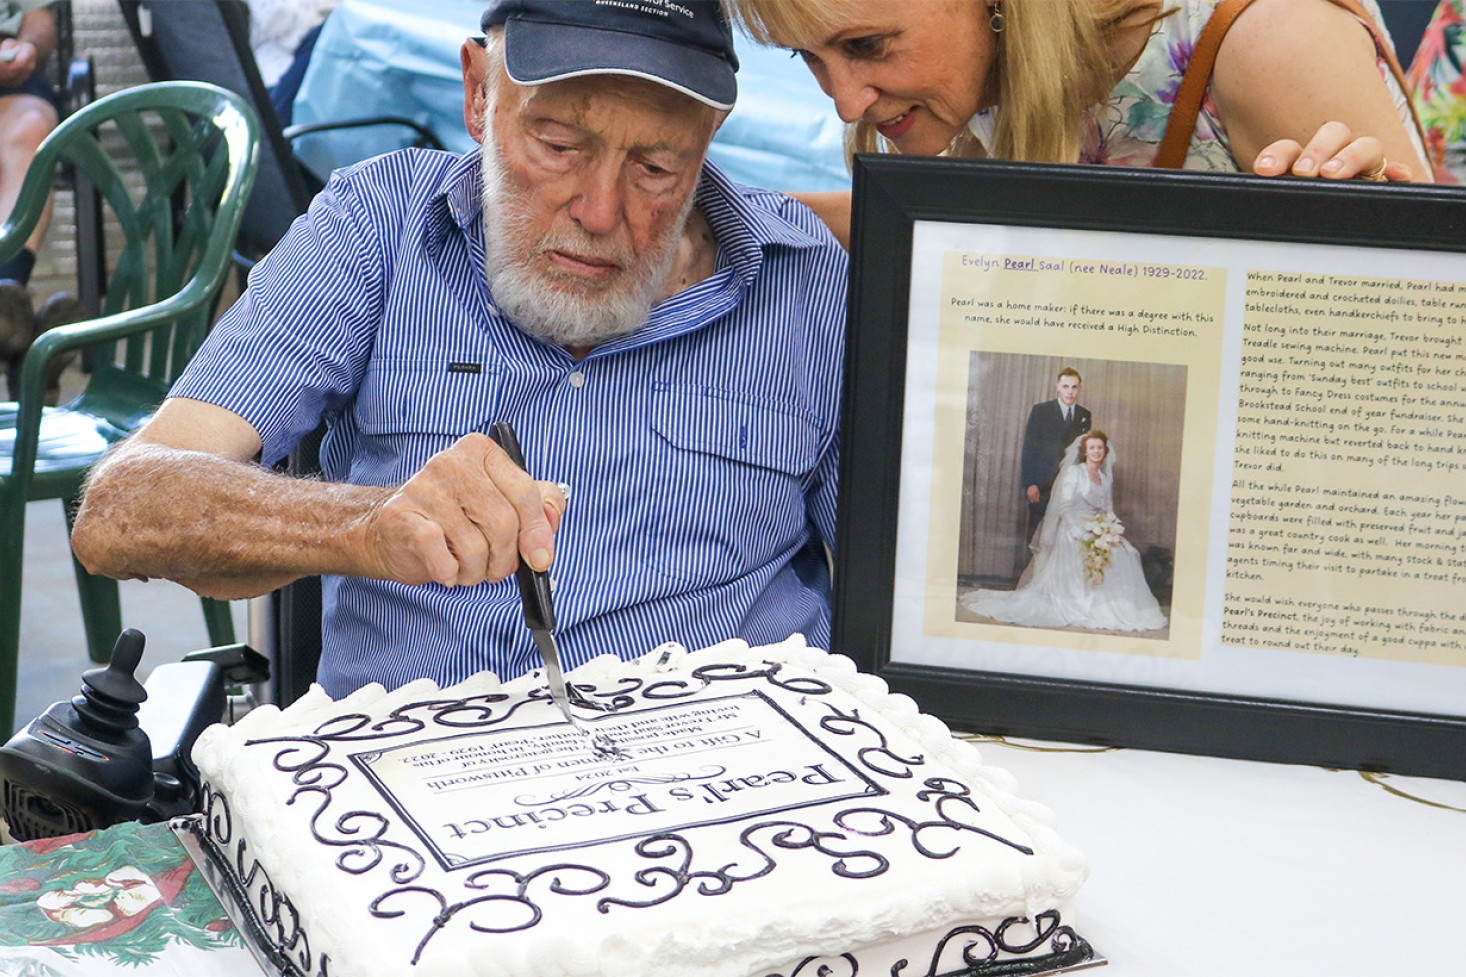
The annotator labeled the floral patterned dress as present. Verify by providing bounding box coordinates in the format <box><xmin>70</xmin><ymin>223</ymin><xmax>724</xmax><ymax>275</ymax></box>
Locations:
<box><xmin>1407</xmin><ymin>0</ymin><xmax>1466</xmax><ymax>183</ymax></box>
<box><xmin>969</xmin><ymin>0</ymin><xmax>1426</xmax><ymax>172</ymax></box>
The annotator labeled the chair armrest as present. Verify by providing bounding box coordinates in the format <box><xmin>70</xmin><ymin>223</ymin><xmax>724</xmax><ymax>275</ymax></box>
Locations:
<box><xmin>12</xmin><ymin>283</ymin><xmax>212</xmax><ymax>406</ymax></box>
<box><xmin>26</xmin><ymin>287</ymin><xmax>210</xmax><ymax>360</ymax></box>
<box><xmin>283</xmin><ymin>115</ymin><xmax>444</xmax><ymax>151</ymax></box>
<box><xmin>6</xmin><ymin>282</ymin><xmax>218</xmax><ymax>482</ymax></box>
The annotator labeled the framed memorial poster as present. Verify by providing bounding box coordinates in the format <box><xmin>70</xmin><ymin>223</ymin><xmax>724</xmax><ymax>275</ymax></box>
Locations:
<box><xmin>834</xmin><ymin>155</ymin><xmax>1466</xmax><ymax>779</ymax></box>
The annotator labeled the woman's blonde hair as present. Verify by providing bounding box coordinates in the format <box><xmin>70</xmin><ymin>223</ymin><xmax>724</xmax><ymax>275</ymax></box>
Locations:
<box><xmin>726</xmin><ymin>0</ymin><xmax>1164</xmax><ymax>164</ymax></box>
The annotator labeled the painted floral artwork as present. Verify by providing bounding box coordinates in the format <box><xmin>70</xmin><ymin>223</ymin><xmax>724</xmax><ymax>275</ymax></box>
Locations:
<box><xmin>0</xmin><ymin>820</ymin><xmax>248</xmax><ymax>974</ymax></box>
<box><xmin>1407</xmin><ymin>0</ymin><xmax>1466</xmax><ymax>183</ymax></box>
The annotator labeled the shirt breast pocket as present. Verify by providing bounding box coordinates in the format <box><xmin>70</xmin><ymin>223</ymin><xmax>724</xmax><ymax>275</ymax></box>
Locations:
<box><xmin>352</xmin><ymin>358</ymin><xmax>500</xmax><ymax>484</ymax></box>
<box><xmin>641</xmin><ymin>383</ymin><xmax>822</xmax><ymax>583</ymax></box>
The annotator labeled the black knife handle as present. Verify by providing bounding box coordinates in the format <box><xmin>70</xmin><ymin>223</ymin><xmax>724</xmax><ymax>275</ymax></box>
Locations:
<box><xmin>489</xmin><ymin>421</ymin><xmax>555</xmax><ymax>631</ymax></box>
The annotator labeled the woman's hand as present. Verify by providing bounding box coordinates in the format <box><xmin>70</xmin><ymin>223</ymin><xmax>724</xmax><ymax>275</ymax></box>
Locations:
<box><xmin>1251</xmin><ymin>122</ymin><xmax>1414</xmax><ymax>182</ymax></box>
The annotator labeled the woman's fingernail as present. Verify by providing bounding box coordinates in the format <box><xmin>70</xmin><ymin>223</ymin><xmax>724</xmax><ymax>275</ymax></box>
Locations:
<box><xmin>1256</xmin><ymin>155</ymin><xmax>1275</xmax><ymax>170</ymax></box>
<box><xmin>530</xmin><ymin>548</ymin><xmax>552</xmax><ymax>571</ymax></box>
<box><xmin>1321</xmin><ymin>159</ymin><xmax>1343</xmax><ymax>174</ymax></box>
<box><xmin>1295</xmin><ymin>157</ymin><xmax>1317</xmax><ymax>175</ymax></box>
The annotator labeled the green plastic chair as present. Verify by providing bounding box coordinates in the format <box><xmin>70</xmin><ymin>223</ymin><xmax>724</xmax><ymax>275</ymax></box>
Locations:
<box><xmin>0</xmin><ymin>81</ymin><xmax>261</xmax><ymax>733</ymax></box>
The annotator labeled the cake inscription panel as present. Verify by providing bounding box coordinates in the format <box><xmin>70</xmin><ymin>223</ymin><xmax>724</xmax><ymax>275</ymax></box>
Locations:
<box><xmin>351</xmin><ymin>691</ymin><xmax>883</xmax><ymax>868</ymax></box>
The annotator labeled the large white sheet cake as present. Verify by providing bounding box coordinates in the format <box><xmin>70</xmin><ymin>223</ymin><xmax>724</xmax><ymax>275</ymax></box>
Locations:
<box><xmin>192</xmin><ymin>637</ymin><xmax>1094</xmax><ymax>977</ymax></box>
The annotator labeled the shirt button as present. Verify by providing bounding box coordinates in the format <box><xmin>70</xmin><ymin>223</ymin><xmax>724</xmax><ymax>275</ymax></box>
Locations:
<box><xmin>567</xmin><ymin>371</ymin><xmax>586</xmax><ymax>388</ymax></box>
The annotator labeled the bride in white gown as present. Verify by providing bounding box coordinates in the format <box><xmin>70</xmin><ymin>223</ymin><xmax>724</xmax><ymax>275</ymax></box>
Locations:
<box><xmin>962</xmin><ymin>430</ymin><xmax>1167</xmax><ymax>632</ymax></box>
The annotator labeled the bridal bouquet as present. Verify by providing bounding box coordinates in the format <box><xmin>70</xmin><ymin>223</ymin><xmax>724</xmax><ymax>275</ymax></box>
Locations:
<box><xmin>1080</xmin><ymin>512</ymin><xmax>1125</xmax><ymax>584</ymax></box>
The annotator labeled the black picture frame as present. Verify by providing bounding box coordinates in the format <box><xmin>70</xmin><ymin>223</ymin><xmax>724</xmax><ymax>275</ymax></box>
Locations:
<box><xmin>834</xmin><ymin>154</ymin><xmax>1466</xmax><ymax>781</ymax></box>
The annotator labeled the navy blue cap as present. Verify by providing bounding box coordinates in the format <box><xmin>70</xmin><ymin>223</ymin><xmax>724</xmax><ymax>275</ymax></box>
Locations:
<box><xmin>482</xmin><ymin>0</ymin><xmax>738</xmax><ymax>111</ymax></box>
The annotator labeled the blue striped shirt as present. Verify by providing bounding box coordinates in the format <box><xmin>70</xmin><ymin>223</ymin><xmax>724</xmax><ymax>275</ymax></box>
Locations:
<box><xmin>171</xmin><ymin>149</ymin><xmax>848</xmax><ymax>696</ymax></box>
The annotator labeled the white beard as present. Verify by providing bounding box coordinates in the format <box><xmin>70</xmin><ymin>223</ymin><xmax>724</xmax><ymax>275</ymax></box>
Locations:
<box><xmin>478</xmin><ymin>137</ymin><xmax>695</xmax><ymax>349</ymax></box>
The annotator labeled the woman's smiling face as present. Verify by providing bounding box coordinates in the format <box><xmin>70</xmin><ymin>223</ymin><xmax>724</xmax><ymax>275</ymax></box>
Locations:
<box><xmin>783</xmin><ymin>0</ymin><xmax>995</xmax><ymax>156</ymax></box>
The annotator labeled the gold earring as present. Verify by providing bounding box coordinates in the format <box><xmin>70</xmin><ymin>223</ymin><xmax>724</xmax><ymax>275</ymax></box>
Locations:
<box><xmin>990</xmin><ymin>2</ymin><xmax>1005</xmax><ymax>32</ymax></box>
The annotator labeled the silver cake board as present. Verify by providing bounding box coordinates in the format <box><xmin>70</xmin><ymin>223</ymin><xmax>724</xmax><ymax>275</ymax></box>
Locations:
<box><xmin>171</xmin><ymin>813</ymin><xmax>1105</xmax><ymax>977</ymax></box>
<box><xmin>173</xmin><ymin>814</ymin><xmax>296</xmax><ymax>977</ymax></box>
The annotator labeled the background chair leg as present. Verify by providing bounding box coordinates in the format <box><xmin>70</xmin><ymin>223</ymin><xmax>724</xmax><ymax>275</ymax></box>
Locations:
<box><xmin>63</xmin><ymin>496</ymin><xmax>121</xmax><ymax>664</ymax></box>
<box><xmin>200</xmin><ymin>597</ymin><xmax>236</xmax><ymax>647</ymax></box>
<box><xmin>69</xmin><ymin>552</ymin><xmax>122</xmax><ymax>666</ymax></box>
<box><xmin>0</xmin><ymin>522</ymin><xmax>24</xmax><ymax>735</ymax></box>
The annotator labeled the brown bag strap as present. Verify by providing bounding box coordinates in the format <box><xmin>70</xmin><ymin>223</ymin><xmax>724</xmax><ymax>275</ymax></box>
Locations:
<box><xmin>1154</xmin><ymin>0</ymin><xmax>1257</xmax><ymax>169</ymax></box>
<box><xmin>1154</xmin><ymin>0</ymin><xmax>1429</xmax><ymax>173</ymax></box>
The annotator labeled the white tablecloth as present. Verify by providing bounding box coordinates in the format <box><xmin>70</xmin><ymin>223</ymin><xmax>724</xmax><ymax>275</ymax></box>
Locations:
<box><xmin>976</xmin><ymin>738</ymin><xmax>1466</xmax><ymax>976</ymax></box>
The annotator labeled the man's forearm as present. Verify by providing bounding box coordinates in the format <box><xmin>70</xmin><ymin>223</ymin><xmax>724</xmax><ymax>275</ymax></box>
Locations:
<box><xmin>72</xmin><ymin>441</ymin><xmax>392</xmax><ymax>600</ymax></box>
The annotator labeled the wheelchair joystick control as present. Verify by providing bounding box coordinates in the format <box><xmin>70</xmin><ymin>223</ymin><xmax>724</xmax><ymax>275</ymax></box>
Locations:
<box><xmin>74</xmin><ymin>628</ymin><xmax>149</xmax><ymax>735</ymax></box>
<box><xmin>0</xmin><ymin>630</ymin><xmax>155</xmax><ymax>841</ymax></box>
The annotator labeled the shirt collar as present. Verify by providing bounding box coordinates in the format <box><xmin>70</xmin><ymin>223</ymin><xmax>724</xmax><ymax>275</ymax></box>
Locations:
<box><xmin>417</xmin><ymin>151</ymin><xmax>485</xmax><ymax>264</ymax></box>
<box><xmin>693</xmin><ymin>159</ymin><xmax>831</xmax><ymax>288</ymax></box>
<box><xmin>443</xmin><ymin>150</ymin><xmax>485</xmax><ymax>235</ymax></box>
<box><xmin>967</xmin><ymin>107</ymin><xmax>997</xmax><ymax>154</ymax></box>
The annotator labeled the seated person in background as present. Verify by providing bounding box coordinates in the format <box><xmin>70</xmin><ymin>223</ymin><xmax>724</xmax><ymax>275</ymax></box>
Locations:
<box><xmin>71</xmin><ymin>0</ymin><xmax>848</xmax><ymax>698</ymax></box>
<box><xmin>0</xmin><ymin>0</ymin><xmax>79</xmax><ymax>401</ymax></box>
<box><xmin>245</xmin><ymin>0</ymin><xmax>339</xmax><ymax>126</ymax></box>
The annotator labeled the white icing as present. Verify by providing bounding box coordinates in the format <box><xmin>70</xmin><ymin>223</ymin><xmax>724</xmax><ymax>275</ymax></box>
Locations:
<box><xmin>192</xmin><ymin>637</ymin><xmax>1090</xmax><ymax>977</ymax></box>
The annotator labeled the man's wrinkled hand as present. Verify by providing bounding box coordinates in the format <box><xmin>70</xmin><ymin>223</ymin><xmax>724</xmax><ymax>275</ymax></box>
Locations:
<box><xmin>363</xmin><ymin>433</ymin><xmax>566</xmax><ymax>588</ymax></box>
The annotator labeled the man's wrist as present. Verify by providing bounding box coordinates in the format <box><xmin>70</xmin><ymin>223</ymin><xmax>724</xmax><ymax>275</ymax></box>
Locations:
<box><xmin>328</xmin><ymin>487</ymin><xmax>398</xmax><ymax>580</ymax></box>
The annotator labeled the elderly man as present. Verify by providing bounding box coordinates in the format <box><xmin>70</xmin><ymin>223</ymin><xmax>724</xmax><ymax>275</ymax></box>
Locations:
<box><xmin>71</xmin><ymin>0</ymin><xmax>847</xmax><ymax>696</ymax></box>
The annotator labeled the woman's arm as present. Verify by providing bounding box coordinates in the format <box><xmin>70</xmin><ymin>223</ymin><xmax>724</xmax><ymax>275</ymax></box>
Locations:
<box><xmin>791</xmin><ymin>190</ymin><xmax>852</xmax><ymax>250</ymax></box>
<box><xmin>1211</xmin><ymin>0</ymin><xmax>1429</xmax><ymax>181</ymax></box>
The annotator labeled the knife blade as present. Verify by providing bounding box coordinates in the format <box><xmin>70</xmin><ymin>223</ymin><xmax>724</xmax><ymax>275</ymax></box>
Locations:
<box><xmin>488</xmin><ymin>422</ymin><xmax>616</xmax><ymax>754</ymax></box>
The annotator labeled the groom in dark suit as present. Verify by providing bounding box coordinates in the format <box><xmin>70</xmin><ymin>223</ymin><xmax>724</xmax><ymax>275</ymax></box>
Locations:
<box><xmin>1021</xmin><ymin>367</ymin><xmax>1091</xmax><ymax>540</ymax></box>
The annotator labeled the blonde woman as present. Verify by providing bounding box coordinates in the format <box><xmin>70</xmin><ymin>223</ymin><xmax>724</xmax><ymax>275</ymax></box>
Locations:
<box><xmin>726</xmin><ymin>0</ymin><xmax>1432</xmax><ymax>246</ymax></box>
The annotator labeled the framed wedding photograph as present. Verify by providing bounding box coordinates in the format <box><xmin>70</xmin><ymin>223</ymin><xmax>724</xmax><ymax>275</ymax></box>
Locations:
<box><xmin>833</xmin><ymin>155</ymin><xmax>1466</xmax><ymax>779</ymax></box>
